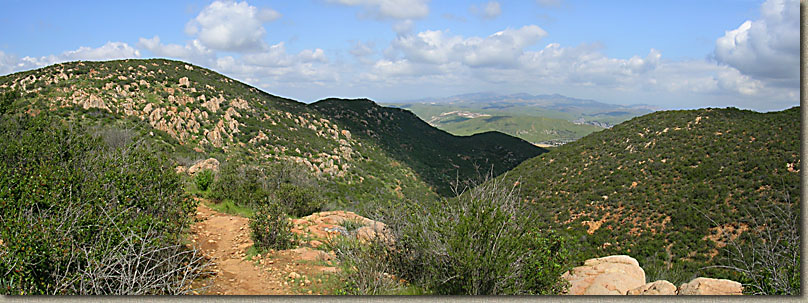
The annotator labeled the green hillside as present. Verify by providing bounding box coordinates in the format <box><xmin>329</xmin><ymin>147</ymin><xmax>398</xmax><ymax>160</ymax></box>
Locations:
<box><xmin>311</xmin><ymin>98</ymin><xmax>546</xmax><ymax>196</ymax></box>
<box><xmin>498</xmin><ymin>107</ymin><xmax>801</xmax><ymax>284</ymax></box>
<box><xmin>0</xmin><ymin>59</ymin><xmax>542</xmax><ymax>209</ymax></box>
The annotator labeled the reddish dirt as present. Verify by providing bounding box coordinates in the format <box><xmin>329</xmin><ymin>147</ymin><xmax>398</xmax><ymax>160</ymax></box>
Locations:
<box><xmin>189</xmin><ymin>202</ymin><xmax>340</xmax><ymax>295</ymax></box>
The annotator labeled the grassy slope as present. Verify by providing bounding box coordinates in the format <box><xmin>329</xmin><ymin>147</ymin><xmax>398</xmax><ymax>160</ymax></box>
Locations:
<box><xmin>499</xmin><ymin>107</ymin><xmax>800</xmax><ymax>283</ymax></box>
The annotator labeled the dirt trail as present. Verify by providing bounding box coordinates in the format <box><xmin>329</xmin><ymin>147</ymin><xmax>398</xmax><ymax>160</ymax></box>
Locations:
<box><xmin>189</xmin><ymin>202</ymin><xmax>340</xmax><ymax>295</ymax></box>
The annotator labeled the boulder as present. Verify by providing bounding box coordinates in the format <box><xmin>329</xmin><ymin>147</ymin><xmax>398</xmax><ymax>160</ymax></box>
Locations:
<box><xmin>627</xmin><ymin>280</ymin><xmax>677</xmax><ymax>295</ymax></box>
<box><xmin>677</xmin><ymin>277</ymin><xmax>742</xmax><ymax>295</ymax></box>
<box><xmin>188</xmin><ymin>158</ymin><xmax>220</xmax><ymax>175</ymax></box>
<box><xmin>561</xmin><ymin>255</ymin><xmax>646</xmax><ymax>295</ymax></box>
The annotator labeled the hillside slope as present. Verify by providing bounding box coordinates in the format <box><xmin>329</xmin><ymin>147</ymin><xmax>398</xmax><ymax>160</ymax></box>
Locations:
<box><xmin>0</xmin><ymin>59</ymin><xmax>542</xmax><ymax>209</ymax></box>
<box><xmin>499</xmin><ymin>107</ymin><xmax>800</xmax><ymax>283</ymax></box>
<box><xmin>311</xmin><ymin>98</ymin><xmax>546</xmax><ymax>196</ymax></box>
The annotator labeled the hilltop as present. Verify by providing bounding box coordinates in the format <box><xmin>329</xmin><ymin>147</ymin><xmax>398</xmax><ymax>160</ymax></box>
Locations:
<box><xmin>0</xmin><ymin>59</ymin><xmax>544</xmax><ymax>208</ymax></box>
<box><xmin>497</xmin><ymin>106</ymin><xmax>800</xmax><ymax>284</ymax></box>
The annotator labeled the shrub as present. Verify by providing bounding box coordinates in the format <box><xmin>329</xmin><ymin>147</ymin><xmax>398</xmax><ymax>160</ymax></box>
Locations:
<box><xmin>275</xmin><ymin>183</ymin><xmax>324</xmax><ymax>217</ymax></box>
<box><xmin>393</xmin><ymin>176</ymin><xmax>571</xmax><ymax>295</ymax></box>
<box><xmin>331</xmin><ymin>236</ymin><xmax>402</xmax><ymax>295</ymax></box>
<box><xmin>209</xmin><ymin>161</ymin><xmax>268</xmax><ymax>207</ymax></box>
<box><xmin>194</xmin><ymin>169</ymin><xmax>214</xmax><ymax>191</ymax></box>
<box><xmin>249</xmin><ymin>197</ymin><xmax>295</xmax><ymax>251</ymax></box>
<box><xmin>339</xmin><ymin>174</ymin><xmax>573</xmax><ymax>295</ymax></box>
<box><xmin>0</xmin><ymin>114</ymin><xmax>207</xmax><ymax>295</ymax></box>
<box><xmin>709</xmin><ymin>201</ymin><xmax>801</xmax><ymax>295</ymax></box>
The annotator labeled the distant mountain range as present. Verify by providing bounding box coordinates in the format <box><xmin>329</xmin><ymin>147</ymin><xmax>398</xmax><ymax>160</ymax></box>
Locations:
<box><xmin>384</xmin><ymin>93</ymin><xmax>656</xmax><ymax>146</ymax></box>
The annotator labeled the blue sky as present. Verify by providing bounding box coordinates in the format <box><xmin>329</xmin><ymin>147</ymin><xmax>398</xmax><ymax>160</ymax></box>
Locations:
<box><xmin>0</xmin><ymin>0</ymin><xmax>799</xmax><ymax>111</ymax></box>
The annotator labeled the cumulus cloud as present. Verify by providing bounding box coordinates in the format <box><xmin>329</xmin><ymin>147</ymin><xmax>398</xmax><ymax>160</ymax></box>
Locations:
<box><xmin>328</xmin><ymin>0</ymin><xmax>430</xmax><ymax>20</ymax></box>
<box><xmin>240</xmin><ymin>42</ymin><xmax>326</xmax><ymax>67</ymax></box>
<box><xmin>185</xmin><ymin>0</ymin><xmax>280</xmax><ymax>52</ymax></box>
<box><xmin>389</xmin><ymin>25</ymin><xmax>546</xmax><ymax>68</ymax></box>
<box><xmin>714</xmin><ymin>0</ymin><xmax>798</xmax><ymax>82</ymax></box>
<box><xmin>470</xmin><ymin>1</ymin><xmax>501</xmax><ymax>19</ymax></box>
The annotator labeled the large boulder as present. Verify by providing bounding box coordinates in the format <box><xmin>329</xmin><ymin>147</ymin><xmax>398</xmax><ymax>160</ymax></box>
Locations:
<box><xmin>627</xmin><ymin>280</ymin><xmax>677</xmax><ymax>295</ymax></box>
<box><xmin>677</xmin><ymin>277</ymin><xmax>743</xmax><ymax>295</ymax></box>
<box><xmin>188</xmin><ymin>158</ymin><xmax>219</xmax><ymax>175</ymax></box>
<box><xmin>561</xmin><ymin>255</ymin><xmax>646</xmax><ymax>295</ymax></box>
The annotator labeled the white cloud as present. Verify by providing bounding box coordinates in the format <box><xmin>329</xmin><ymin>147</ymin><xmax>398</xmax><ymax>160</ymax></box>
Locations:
<box><xmin>389</xmin><ymin>25</ymin><xmax>546</xmax><ymax>68</ymax></box>
<box><xmin>470</xmin><ymin>1</ymin><xmax>501</xmax><ymax>19</ymax></box>
<box><xmin>0</xmin><ymin>51</ymin><xmax>22</xmax><ymax>75</ymax></box>
<box><xmin>138</xmin><ymin>36</ymin><xmax>215</xmax><ymax>64</ymax></box>
<box><xmin>714</xmin><ymin>0</ymin><xmax>799</xmax><ymax>82</ymax></box>
<box><xmin>393</xmin><ymin>20</ymin><xmax>415</xmax><ymax>34</ymax></box>
<box><xmin>328</xmin><ymin>0</ymin><xmax>430</xmax><ymax>20</ymax></box>
<box><xmin>185</xmin><ymin>0</ymin><xmax>280</xmax><ymax>52</ymax></box>
<box><xmin>17</xmin><ymin>42</ymin><xmax>140</xmax><ymax>68</ymax></box>
<box><xmin>240</xmin><ymin>42</ymin><xmax>326</xmax><ymax>67</ymax></box>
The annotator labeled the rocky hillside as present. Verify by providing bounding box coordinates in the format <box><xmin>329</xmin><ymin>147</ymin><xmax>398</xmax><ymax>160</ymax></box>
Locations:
<box><xmin>0</xmin><ymin>59</ymin><xmax>543</xmax><ymax>209</ymax></box>
<box><xmin>498</xmin><ymin>107</ymin><xmax>800</xmax><ymax>284</ymax></box>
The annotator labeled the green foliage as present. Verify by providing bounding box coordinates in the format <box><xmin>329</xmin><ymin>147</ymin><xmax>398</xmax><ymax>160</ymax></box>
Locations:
<box><xmin>0</xmin><ymin>89</ymin><xmax>20</xmax><ymax>115</ymax></box>
<box><xmin>339</xmin><ymin>218</ymin><xmax>366</xmax><ymax>234</ymax></box>
<box><xmin>340</xmin><ymin>174</ymin><xmax>573</xmax><ymax>295</ymax></box>
<box><xmin>0</xmin><ymin>113</ymin><xmax>204</xmax><ymax>295</ymax></box>
<box><xmin>249</xmin><ymin>197</ymin><xmax>295</xmax><ymax>251</ymax></box>
<box><xmin>275</xmin><ymin>183</ymin><xmax>323</xmax><ymax>217</ymax></box>
<box><xmin>330</xmin><ymin>236</ymin><xmax>404</xmax><ymax>295</ymax></box>
<box><xmin>194</xmin><ymin>169</ymin><xmax>214</xmax><ymax>191</ymax></box>
<box><xmin>209</xmin><ymin>160</ymin><xmax>269</xmax><ymax>208</ymax></box>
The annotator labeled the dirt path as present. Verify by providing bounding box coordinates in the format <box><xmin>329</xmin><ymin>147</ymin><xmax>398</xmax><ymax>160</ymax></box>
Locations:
<box><xmin>189</xmin><ymin>202</ymin><xmax>340</xmax><ymax>295</ymax></box>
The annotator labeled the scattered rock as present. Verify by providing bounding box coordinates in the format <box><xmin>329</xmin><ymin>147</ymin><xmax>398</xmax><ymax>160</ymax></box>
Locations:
<box><xmin>179</xmin><ymin>77</ymin><xmax>190</xmax><ymax>87</ymax></box>
<box><xmin>627</xmin><ymin>280</ymin><xmax>677</xmax><ymax>295</ymax></box>
<box><xmin>288</xmin><ymin>272</ymin><xmax>301</xmax><ymax>280</ymax></box>
<box><xmin>677</xmin><ymin>277</ymin><xmax>742</xmax><ymax>295</ymax></box>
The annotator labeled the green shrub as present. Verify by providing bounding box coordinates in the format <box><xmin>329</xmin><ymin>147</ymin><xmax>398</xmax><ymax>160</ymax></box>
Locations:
<box><xmin>209</xmin><ymin>161</ymin><xmax>268</xmax><ymax>207</ymax></box>
<box><xmin>249</xmin><ymin>197</ymin><xmax>295</xmax><ymax>251</ymax></box>
<box><xmin>275</xmin><ymin>183</ymin><xmax>323</xmax><ymax>217</ymax></box>
<box><xmin>194</xmin><ymin>169</ymin><xmax>214</xmax><ymax>191</ymax></box>
<box><xmin>330</xmin><ymin>236</ymin><xmax>403</xmax><ymax>295</ymax></box>
<box><xmin>382</xmin><ymin>175</ymin><xmax>572</xmax><ymax>295</ymax></box>
<box><xmin>0</xmin><ymin>114</ymin><xmax>208</xmax><ymax>295</ymax></box>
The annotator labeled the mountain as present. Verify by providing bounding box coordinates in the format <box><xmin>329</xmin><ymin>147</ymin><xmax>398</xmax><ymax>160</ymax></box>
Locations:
<box><xmin>0</xmin><ymin>59</ymin><xmax>544</xmax><ymax>208</ymax></box>
<box><xmin>496</xmin><ymin>106</ymin><xmax>801</xmax><ymax>283</ymax></box>
<box><xmin>385</xmin><ymin>92</ymin><xmax>655</xmax><ymax>146</ymax></box>
<box><xmin>311</xmin><ymin>98</ymin><xmax>546</xmax><ymax>196</ymax></box>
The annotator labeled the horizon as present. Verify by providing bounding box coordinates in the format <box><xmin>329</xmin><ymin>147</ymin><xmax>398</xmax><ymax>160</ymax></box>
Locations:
<box><xmin>0</xmin><ymin>0</ymin><xmax>799</xmax><ymax>112</ymax></box>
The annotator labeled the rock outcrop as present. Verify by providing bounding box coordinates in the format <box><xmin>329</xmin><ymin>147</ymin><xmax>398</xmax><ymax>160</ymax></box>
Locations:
<box><xmin>187</xmin><ymin>158</ymin><xmax>220</xmax><ymax>175</ymax></box>
<box><xmin>290</xmin><ymin>211</ymin><xmax>393</xmax><ymax>246</ymax></box>
<box><xmin>562</xmin><ymin>255</ymin><xmax>743</xmax><ymax>295</ymax></box>
<box><xmin>562</xmin><ymin>255</ymin><xmax>646</xmax><ymax>295</ymax></box>
<box><xmin>677</xmin><ymin>277</ymin><xmax>743</xmax><ymax>295</ymax></box>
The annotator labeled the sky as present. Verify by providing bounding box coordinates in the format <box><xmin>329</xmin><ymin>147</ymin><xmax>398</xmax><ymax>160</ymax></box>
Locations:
<box><xmin>0</xmin><ymin>0</ymin><xmax>800</xmax><ymax>111</ymax></box>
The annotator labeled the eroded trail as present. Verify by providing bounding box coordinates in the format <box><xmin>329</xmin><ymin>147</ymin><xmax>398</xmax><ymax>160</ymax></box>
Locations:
<box><xmin>189</xmin><ymin>202</ymin><xmax>340</xmax><ymax>295</ymax></box>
